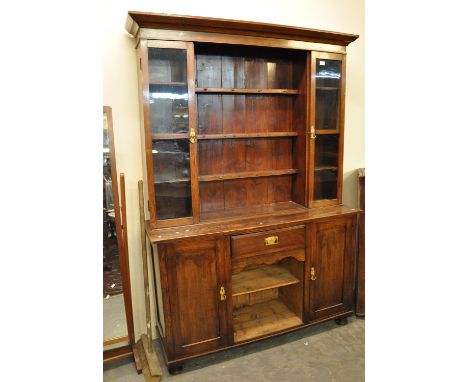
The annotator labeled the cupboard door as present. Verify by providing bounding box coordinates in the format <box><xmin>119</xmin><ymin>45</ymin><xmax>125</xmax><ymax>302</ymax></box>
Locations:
<box><xmin>308</xmin><ymin>217</ymin><xmax>355</xmax><ymax>320</ymax></box>
<box><xmin>165</xmin><ymin>238</ymin><xmax>229</xmax><ymax>356</ymax></box>
<box><xmin>140</xmin><ymin>40</ymin><xmax>199</xmax><ymax>227</ymax></box>
<box><xmin>308</xmin><ymin>52</ymin><xmax>345</xmax><ymax>207</ymax></box>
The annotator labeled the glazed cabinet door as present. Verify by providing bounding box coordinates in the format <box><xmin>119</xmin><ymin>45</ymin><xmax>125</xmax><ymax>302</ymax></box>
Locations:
<box><xmin>308</xmin><ymin>217</ymin><xmax>356</xmax><ymax>321</ymax></box>
<box><xmin>139</xmin><ymin>40</ymin><xmax>199</xmax><ymax>228</ymax></box>
<box><xmin>164</xmin><ymin>237</ymin><xmax>229</xmax><ymax>357</ymax></box>
<box><xmin>309</xmin><ymin>52</ymin><xmax>345</xmax><ymax>207</ymax></box>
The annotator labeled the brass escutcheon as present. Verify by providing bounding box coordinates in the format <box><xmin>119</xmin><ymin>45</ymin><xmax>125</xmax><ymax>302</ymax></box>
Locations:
<box><xmin>264</xmin><ymin>236</ymin><xmax>279</xmax><ymax>246</ymax></box>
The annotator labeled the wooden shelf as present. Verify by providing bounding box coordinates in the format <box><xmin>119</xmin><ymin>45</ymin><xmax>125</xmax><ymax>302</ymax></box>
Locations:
<box><xmin>199</xmin><ymin>169</ymin><xmax>298</xmax><ymax>182</ymax></box>
<box><xmin>232</xmin><ymin>265</ymin><xmax>299</xmax><ymax>297</ymax></box>
<box><xmin>316</xmin><ymin>130</ymin><xmax>339</xmax><ymax>135</ymax></box>
<box><xmin>200</xmin><ymin>201</ymin><xmax>307</xmax><ymax>222</ymax></box>
<box><xmin>233</xmin><ymin>299</ymin><xmax>303</xmax><ymax>343</ymax></box>
<box><xmin>154</xmin><ymin>178</ymin><xmax>190</xmax><ymax>184</ymax></box>
<box><xmin>314</xmin><ymin>166</ymin><xmax>338</xmax><ymax>171</ymax></box>
<box><xmin>150</xmin><ymin>82</ymin><xmax>187</xmax><ymax>86</ymax></box>
<box><xmin>152</xmin><ymin>134</ymin><xmax>189</xmax><ymax>140</ymax></box>
<box><xmin>196</xmin><ymin>88</ymin><xmax>299</xmax><ymax>95</ymax></box>
<box><xmin>198</xmin><ymin>132</ymin><xmax>299</xmax><ymax>140</ymax></box>
<box><xmin>316</xmin><ymin>86</ymin><xmax>339</xmax><ymax>91</ymax></box>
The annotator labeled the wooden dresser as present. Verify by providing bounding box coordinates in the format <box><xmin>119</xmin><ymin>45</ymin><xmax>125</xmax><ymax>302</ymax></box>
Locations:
<box><xmin>125</xmin><ymin>11</ymin><xmax>361</xmax><ymax>373</ymax></box>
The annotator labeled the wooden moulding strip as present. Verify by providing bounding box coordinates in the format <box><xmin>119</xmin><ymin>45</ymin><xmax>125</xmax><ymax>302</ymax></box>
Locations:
<box><xmin>137</xmin><ymin>29</ymin><xmax>349</xmax><ymax>54</ymax></box>
<box><xmin>199</xmin><ymin>169</ymin><xmax>298</xmax><ymax>182</ymax></box>
<box><xmin>195</xmin><ymin>88</ymin><xmax>298</xmax><ymax>94</ymax></box>
<box><xmin>198</xmin><ymin>132</ymin><xmax>299</xmax><ymax>140</ymax></box>
<box><xmin>103</xmin><ymin>345</ymin><xmax>134</xmax><ymax>364</ymax></box>
<box><xmin>103</xmin><ymin>336</ymin><xmax>129</xmax><ymax>347</ymax></box>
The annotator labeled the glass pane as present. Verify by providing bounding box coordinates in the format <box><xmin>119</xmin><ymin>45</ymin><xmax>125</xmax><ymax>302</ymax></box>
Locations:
<box><xmin>152</xmin><ymin>140</ymin><xmax>192</xmax><ymax>219</ymax></box>
<box><xmin>103</xmin><ymin>110</ymin><xmax>128</xmax><ymax>347</ymax></box>
<box><xmin>315</xmin><ymin>59</ymin><xmax>341</xmax><ymax>131</ymax></box>
<box><xmin>313</xmin><ymin>134</ymin><xmax>339</xmax><ymax>200</ymax></box>
<box><xmin>148</xmin><ymin>48</ymin><xmax>189</xmax><ymax>135</ymax></box>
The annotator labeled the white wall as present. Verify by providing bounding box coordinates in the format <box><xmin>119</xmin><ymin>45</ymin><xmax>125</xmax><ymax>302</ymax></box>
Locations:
<box><xmin>103</xmin><ymin>0</ymin><xmax>364</xmax><ymax>339</ymax></box>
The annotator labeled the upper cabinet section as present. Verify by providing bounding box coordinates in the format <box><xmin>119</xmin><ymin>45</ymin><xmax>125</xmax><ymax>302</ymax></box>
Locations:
<box><xmin>131</xmin><ymin>13</ymin><xmax>358</xmax><ymax>227</ymax></box>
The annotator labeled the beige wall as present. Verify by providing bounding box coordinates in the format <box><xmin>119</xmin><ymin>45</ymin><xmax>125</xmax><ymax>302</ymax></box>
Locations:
<box><xmin>103</xmin><ymin>0</ymin><xmax>364</xmax><ymax>339</ymax></box>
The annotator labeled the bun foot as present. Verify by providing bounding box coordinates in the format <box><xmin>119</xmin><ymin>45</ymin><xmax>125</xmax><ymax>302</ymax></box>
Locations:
<box><xmin>335</xmin><ymin>317</ymin><xmax>348</xmax><ymax>326</ymax></box>
<box><xmin>168</xmin><ymin>364</ymin><xmax>184</xmax><ymax>375</ymax></box>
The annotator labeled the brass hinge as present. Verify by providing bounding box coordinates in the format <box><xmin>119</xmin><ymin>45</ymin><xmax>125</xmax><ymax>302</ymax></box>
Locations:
<box><xmin>219</xmin><ymin>286</ymin><xmax>226</xmax><ymax>301</ymax></box>
<box><xmin>310</xmin><ymin>267</ymin><xmax>317</xmax><ymax>281</ymax></box>
<box><xmin>189</xmin><ymin>127</ymin><xmax>197</xmax><ymax>143</ymax></box>
<box><xmin>310</xmin><ymin>125</ymin><xmax>316</xmax><ymax>139</ymax></box>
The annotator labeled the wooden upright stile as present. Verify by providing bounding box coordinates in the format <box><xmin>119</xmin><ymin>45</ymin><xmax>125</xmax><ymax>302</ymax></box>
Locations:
<box><xmin>135</xmin><ymin>180</ymin><xmax>162</xmax><ymax>381</ymax></box>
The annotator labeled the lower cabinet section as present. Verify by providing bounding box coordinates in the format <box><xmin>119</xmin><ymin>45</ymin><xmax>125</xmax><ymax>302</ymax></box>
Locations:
<box><xmin>152</xmin><ymin>214</ymin><xmax>358</xmax><ymax>367</ymax></box>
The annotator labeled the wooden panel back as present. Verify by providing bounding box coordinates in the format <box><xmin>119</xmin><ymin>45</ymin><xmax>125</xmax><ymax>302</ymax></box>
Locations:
<box><xmin>196</xmin><ymin>46</ymin><xmax>296</xmax><ymax>89</ymax></box>
<box><xmin>197</xmin><ymin>94</ymin><xmax>293</xmax><ymax>134</ymax></box>
<box><xmin>199</xmin><ymin>175</ymin><xmax>292</xmax><ymax>216</ymax></box>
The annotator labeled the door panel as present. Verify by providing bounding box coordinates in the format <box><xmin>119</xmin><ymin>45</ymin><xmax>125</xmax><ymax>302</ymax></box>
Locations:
<box><xmin>308</xmin><ymin>217</ymin><xmax>355</xmax><ymax>320</ymax></box>
<box><xmin>140</xmin><ymin>40</ymin><xmax>199</xmax><ymax>227</ymax></box>
<box><xmin>308</xmin><ymin>51</ymin><xmax>346</xmax><ymax>207</ymax></box>
<box><xmin>315</xmin><ymin>225</ymin><xmax>346</xmax><ymax>309</ymax></box>
<box><xmin>165</xmin><ymin>238</ymin><xmax>228</xmax><ymax>356</ymax></box>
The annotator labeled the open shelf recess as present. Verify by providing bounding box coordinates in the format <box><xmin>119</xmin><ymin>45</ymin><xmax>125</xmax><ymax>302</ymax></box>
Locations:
<box><xmin>232</xmin><ymin>265</ymin><xmax>300</xmax><ymax>297</ymax></box>
<box><xmin>233</xmin><ymin>299</ymin><xmax>303</xmax><ymax>343</ymax></box>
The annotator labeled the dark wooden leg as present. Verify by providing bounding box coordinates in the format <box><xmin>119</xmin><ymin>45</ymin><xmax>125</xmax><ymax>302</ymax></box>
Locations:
<box><xmin>168</xmin><ymin>364</ymin><xmax>184</xmax><ymax>375</ymax></box>
<box><xmin>335</xmin><ymin>317</ymin><xmax>348</xmax><ymax>326</ymax></box>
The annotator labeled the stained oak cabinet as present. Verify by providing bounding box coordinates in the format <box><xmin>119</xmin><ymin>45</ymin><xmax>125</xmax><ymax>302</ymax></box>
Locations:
<box><xmin>161</xmin><ymin>238</ymin><xmax>229</xmax><ymax>357</ymax></box>
<box><xmin>126</xmin><ymin>11</ymin><xmax>360</xmax><ymax>373</ymax></box>
<box><xmin>308</xmin><ymin>217</ymin><xmax>356</xmax><ymax>321</ymax></box>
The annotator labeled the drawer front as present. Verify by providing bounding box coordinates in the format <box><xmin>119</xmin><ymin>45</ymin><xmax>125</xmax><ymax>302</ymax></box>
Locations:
<box><xmin>231</xmin><ymin>226</ymin><xmax>305</xmax><ymax>259</ymax></box>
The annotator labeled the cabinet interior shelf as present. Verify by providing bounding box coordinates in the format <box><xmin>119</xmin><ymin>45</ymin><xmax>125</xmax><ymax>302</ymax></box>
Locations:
<box><xmin>152</xmin><ymin>134</ymin><xmax>188</xmax><ymax>140</ymax></box>
<box><xmin>150</xmin><ymin>82</ymin><xmax>187</xmax><ymax>87</ymax></box>
<box><xmin>233</xmin><ymin>299</ymin><xmax>303</xmax><ymax>343</ymax></box>
<box><xmin>232</xmin><ymin>265</ymin><xmax>299</xmax><ymax>297</ymax></box>
<box><xmin>196</xmin><ymin>88</ymin><xmax>299</xmax><ymax>95</ymax></box>
<box><xmin>199</xmin><ymin>169</ymin><xmax>298</xmax><ymax>182</ymax></box>
<box><xmin>198</xmin><ymin>132</ymin><xmax>299</xmax><ymax>140</ymax></box>
<box><xmin>316</xmin><ymin>86</ymin><xmax>339</xmax><ymax>91</ymax></box>
<box><xmin>314</xmin><ymin>166</ymin><xmax>338</xmax><ymax>171</ymax></box>
<box><xmin>154</xmin><ymin>178</ymin><xmax>190</xmax><ymax>184</ymax></box>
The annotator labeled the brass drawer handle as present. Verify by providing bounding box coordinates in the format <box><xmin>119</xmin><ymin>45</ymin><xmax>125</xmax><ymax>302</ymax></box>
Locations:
<box><xmin>264</xmin><ymin>236</ymin><xmax>279</xmax><ymax>246</ymax></box>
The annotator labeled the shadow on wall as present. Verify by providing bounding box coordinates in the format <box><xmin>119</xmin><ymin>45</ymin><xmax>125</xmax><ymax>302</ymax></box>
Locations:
<box><xmin>342</xmin><ymin>169</ymin><xmax>359</xmax><ymax>207</ymax></box>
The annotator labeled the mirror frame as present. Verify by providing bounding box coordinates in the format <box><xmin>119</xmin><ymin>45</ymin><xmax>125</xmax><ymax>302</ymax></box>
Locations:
<box><xmin>103</xmin><ymin>106</ymin><xmax>135</xmax><ymax>363</ymax></box>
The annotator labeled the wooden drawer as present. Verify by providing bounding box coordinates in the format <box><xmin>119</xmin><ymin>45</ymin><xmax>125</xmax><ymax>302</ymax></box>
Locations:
<box><xmin>231</xmin><ymin>226</ymin><xmax>305</xmax><ymax>260</ymax></box>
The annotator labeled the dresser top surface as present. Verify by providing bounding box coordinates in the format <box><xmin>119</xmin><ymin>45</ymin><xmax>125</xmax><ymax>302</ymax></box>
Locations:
<box><xmin>146</xmin><ymin>204</ymin><xmax>361</xmax><ymax>244</ymax></box>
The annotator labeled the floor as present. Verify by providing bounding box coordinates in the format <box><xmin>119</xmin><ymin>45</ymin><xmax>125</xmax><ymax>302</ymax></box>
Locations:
<box><xmin>104</xmin><ymin>316</ymin><xmax>364</xmax><ymax>382</ymax></box>
<box><xmin>103</xmin><ymin>293</ymin><xmax>128</xmax><ymax>341</ymax></box>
